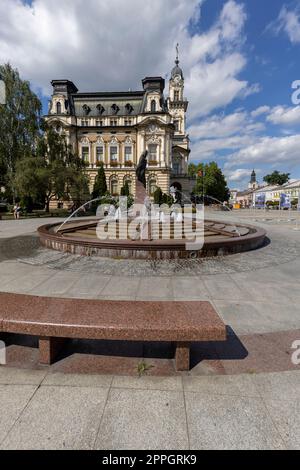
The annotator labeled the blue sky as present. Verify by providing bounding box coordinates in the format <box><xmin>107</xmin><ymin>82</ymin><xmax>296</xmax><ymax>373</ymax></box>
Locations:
<box><xmin>1</xmin><ymin>0</ymin><xmax>300</xmax><ymax>189</ymax></box>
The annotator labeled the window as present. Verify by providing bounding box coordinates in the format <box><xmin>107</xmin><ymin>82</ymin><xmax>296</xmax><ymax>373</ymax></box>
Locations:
<box><xmin>110</xmin><ymin>119</ymin><xmax>117</xmax><ymax>126</ymax></box>
<box><xmin>81</xmin><ymin>146</ymin><xmax>89</xmax><ymax>163</ymax></box>
<box><xmin>96</xmin><ymin>120</ymin><xmax>103</xmax><ymax>127</ymax></box>
<box><xmin>56</xmin><ymin>102</ymin><xmax>62</xmax><ymax>114</ymax></box>
<box><xmin>111</xmin><ymin>179</ymin><xmax>118</xmax><ymax>195</ymax></box>
<box><xmin>96</xmin><ymin>146</ymin><xmax>104</xmax><ymax>163</ymax></box>
<box><xmin>149</xmin><ymin>179</ymin><xmax>157</xmax><ymax>196</ymax></box>
<box><xmin>151</xmin><ymin>100</ymin><xmax>156</xmax><ymax>112</ymax></box>
<box><xmin>174</xmin><ymin>120</ymin><xmax>180</xmax><ymax>132</ymax></box>
<box><xmin>148</xmin><ymin>144</ymin><xmax>157</xmax><ymax>162</ymax></box>
<box><xmin>174</xmin><ymin>90</ymin><xmax>180</xmax><ymax>101</ymax></box>
<box><xmin>110</xmin><ymin>146</ymin><xmax>118</xmax><ymax>161</ymax></box>
<box><xmin>81</xmin><ymin>120</ymin><xmax>89</xmax><ymax>126</ymax></box>
<box><xmin>111</xmin><ymin>104</ymin><xmax>120</xmax><ymax>115</ymax></box>
<box><xmin>125</xmin><ymin>103</ymin><xmax>133</xmax><ymax>114</ymax></box>
<box><xmin>124</xmin><ymin>146</ymin><xmax>132</xmax><ymax>162</ymax></box>
<box><xmin>173</xmin><ymin>162</ymin><xmax>180</xmax><ymax>175</ymax></box>
<box><xmin>124</xmin><ymin>120</ymin><xmax>132</xmax><ymax>126</ymax></box>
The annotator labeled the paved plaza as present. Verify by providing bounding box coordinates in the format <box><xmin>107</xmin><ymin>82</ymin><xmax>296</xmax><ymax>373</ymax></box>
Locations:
<box><xmin>0</xmin><ymin>210</ymin><xmax>300</xmax><ymax>449</ymax></box>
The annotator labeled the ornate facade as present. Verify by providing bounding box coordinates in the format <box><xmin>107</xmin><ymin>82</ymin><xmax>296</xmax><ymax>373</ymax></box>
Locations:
<box><xmin>45</xmin><ymin>52</ymin><xmax>194</xmax><ymax>205</ymax></box>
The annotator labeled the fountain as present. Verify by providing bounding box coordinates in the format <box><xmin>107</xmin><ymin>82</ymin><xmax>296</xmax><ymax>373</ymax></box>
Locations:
<box><xmin>38</xmin><ymin>152</ymin><xmax>267</xmax><ymax>259</ymax></box>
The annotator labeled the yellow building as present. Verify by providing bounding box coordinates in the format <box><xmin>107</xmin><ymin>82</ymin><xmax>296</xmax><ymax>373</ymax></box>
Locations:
<box><xmin>45</xmin><ymin>52</ymin><xmax>195</xmax><ymax>206</ymax></box>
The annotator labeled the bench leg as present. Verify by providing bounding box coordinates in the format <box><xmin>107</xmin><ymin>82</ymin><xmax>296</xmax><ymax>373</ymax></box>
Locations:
<box><xmin>39</xmin><ymin>337</ymin><xmax>66</xmax><ymax>365</ymax></box>
<box><xmin>175</xmin><ymin>342</ymin><xmax>190</xmax><ymax>371</ymax></box>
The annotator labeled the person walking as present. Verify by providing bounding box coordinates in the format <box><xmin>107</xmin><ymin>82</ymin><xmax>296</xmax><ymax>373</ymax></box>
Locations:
<box><xmin>13</xmin><ymin>203</ymin><xmax>21</xmax><ymax>220</ymax></box>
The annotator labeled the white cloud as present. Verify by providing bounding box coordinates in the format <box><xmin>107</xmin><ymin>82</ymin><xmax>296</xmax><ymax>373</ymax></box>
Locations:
<box><xmin>269</xmin><ymin>5</ymin><xmax>300</xmax><ymax>44</ymax></box>
<box><xmin>267</xmin><ymin>105</ymin><xmax>300</xmax><ymax>126</ymax></box>
<box><xmin>225</xmin><ymin>168</ymin><xmax>255</xmax><ymax>183</ymax></box>
<box><xmin>251</xmin><ymin>105</ymin><xmax>270</xmax><ymax>117</ymax></box>
<box><xmin>190</xmin><ymin>134</ymin><xmax>255</xmax><ymax>161</ymax></box>
<box><xmin>227</xmin><ymin>134</ymin><xmax>300</xmax><ymax>167</ymax></box>
<box><xmin>188</xmin><ymin>110</ymin><xmax>264</xmax><ymax>140</ymax></box>
<box><xmin>0</xmin><ymin>0</ymin><xmax>256</xmax><ymax>120</ymax></box>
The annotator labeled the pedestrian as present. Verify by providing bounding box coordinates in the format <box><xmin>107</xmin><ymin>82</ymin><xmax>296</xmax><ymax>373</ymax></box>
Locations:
<box><xmin>13</xmin><ymin>202</ymin><xmax>21</xmax><ymax>220</ymax></box>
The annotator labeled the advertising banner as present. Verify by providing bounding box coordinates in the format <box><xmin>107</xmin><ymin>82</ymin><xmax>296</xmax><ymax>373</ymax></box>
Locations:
<box><xmin>280</xmin><ymin>193</ymin><xmax>291</xmax><ymax>209</ymax></box>
<box><xmin>255</xmin><ymin>193</ymin><xmax>266</xmax><ymax>209</ymax></box>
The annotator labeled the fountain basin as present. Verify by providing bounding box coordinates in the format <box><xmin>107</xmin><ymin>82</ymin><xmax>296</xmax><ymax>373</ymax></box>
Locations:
<box><xmin>38</xmin><ymin>219</ymin><xmax>267</xmax><ymax>260</ymax></box>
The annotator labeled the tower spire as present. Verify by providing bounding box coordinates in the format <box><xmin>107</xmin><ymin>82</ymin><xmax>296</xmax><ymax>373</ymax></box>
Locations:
<box><xmin>175</xmin><ymin>43</ymin><xmax>179</xmax><ymax>66</ymax></box>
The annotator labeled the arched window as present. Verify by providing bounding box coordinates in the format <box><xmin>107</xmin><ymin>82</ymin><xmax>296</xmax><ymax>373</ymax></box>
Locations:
<box><xmin>56</xmin><ymin>102</ymin><xmax>62</xmax><ymax>114</ymax></box>
<box><xmin>111</xmin><ymin>179</ymin><xmax>119</xmax><ymax>195</ymax></box>
<box><xmin>151</xmin><ymin>100</ymin><xmax>156</xmax><ymax>113</ymax></box>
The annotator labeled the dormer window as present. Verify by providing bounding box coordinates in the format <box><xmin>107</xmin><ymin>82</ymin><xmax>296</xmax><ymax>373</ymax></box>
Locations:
<box><xmin>111</xmin><ymin>104</ymin><xmax>120</xmax><ymax>115</ymax></box>
<box><xmin>96</xmin><ymin>104</ymin><xmax>105</xmax><ymax>115</ymax></box>
<box><xmin>125</xmin><ymin>103</ymin><xmax>133</xmax><ymax>114</ymax></box>
<box><xmin>56</xmin><ymin>102</ymin><xmax>62</xmax><ymax>114</ymax></box>
<box><xmin>82</xmin><ymin>104</ymin><xmax>91</xmax><ymax>116</ymax></box>
<box><xmin>151</xmin><ymin>100</ymin><xmax>156</xmax><ymax>113</ymax></box>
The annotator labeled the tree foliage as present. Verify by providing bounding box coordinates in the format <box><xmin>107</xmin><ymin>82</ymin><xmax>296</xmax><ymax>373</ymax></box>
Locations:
<box><xmin>0</xmin><ymin>63</ymin><xmax>41</xmax><ymax>198</ymax></box>
<box><xmin>193</xmin><ymin>162</ymin><xmax>230</xmax><ymax>203</ymax></box>
<box><xmin>15</xmin><ymin>123</ymin><xmax>90</xmax><ymax>212</ymax></box>
<box><xmin>92</xmin><ymin>162</ymin><xmax>108</xmax><ymax>200</ymax></box>
<box><xmin>263</xmin><ymin>171</ymin><xmax>290</xmax><ymax>186</ymax></box>
<box><xmin>120</xmin><ymin>180</ymin><xmax>130</xmax><ymax>197</ymax></box>
<box><xmin>188</xmin><ymin>163</ymin><xmax>197</xmax><ymax>178</ymax></box>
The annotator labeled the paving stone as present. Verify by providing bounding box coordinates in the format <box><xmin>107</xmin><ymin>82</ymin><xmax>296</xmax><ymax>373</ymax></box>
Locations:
<box><xmin>185</xmin><ymin>392</ymin><xmax>286</xmax><ymax>450</ymax></box>
<box><xmin>0</xmin><ymin>367</ymin><xmax>46</xmax><ymax>385</ymax></box>
<box><xmin>183</xmin><ymin>373</ymin><xmax>259</xmax><ymax>397</ymax></box>
<box><xmin>0</xmin><ymin>385</ymin><xmax>37</xmax><ymax>444</ymax></box>
<box><xmin>1</xmin><ymin>385</ymin><xmax>109</xmax><ymax>450</ymax></box>
<box><xmin>111</xmin><ymin>375</ymin><xmax>183</xmax><ymax>391</ymax></box>
<box><xmin>42</xmin><ymin>372</ymin><xmax>113</xmax><ymax>388</ymax></box>
<box><xmin>252</xmin><ymin>371</ymin><xmax>300</xmax><ymax>401</ymax></box>
<box><xmin>263</xmin><ymin>398</ymin><xmax>300</xmax><ymax>450</ymax></box>
<box><xmin>95</xmin><ymin>388</ymin><xmax>188</xmax><ymax>450</ymax></box>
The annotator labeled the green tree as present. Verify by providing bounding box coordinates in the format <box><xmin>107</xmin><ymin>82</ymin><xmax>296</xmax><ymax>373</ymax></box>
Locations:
<box><xmin>92</xmin><ymin>162</ymin><xmax>108</xmax><ymax>200</ymax></box>
<box><xmin>153</xmin><ymin>187</ymin><xmax>163</xmax><ymax>205</ymax></box>
<box><xmin>194</xmin><ymin>162</ymin><xmax>230</xmax><ymax>202</ymax></box>
<box><xmin>120</xmin><ymin>181</ymin><xmax>130</xmax><ymax>197</ymax></box>
<box><xmin>263</xmin><ymin>171</ymin><xmax>290</xmax><ymax>186</ymax></box>
<box><xmin>15</xmin><ymin>123</ymin><xmax>90</xmax><ymax>212</ymax></box>
<box><xmin>0</xmin><ymin>63</ymin><xmax>42</xmax><ymax>200</ymax></box>
<box><xmin>188</xmin><ymin>163</ymin><xmax>198</xmax><ymax>177</ymax></box>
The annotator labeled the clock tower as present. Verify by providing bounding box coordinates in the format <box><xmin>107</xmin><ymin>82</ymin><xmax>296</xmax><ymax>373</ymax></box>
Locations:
<box><xmin>167</xmin><ymin>45</ymin><xmax>191</xmax><ymax>190</ymax></box>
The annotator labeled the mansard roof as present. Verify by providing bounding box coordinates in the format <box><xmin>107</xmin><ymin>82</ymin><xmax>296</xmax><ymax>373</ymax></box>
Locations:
<box><xmin>73</xmin><ymin>92</ymin><xmax>144</xmax><ymax>117</ymax></box>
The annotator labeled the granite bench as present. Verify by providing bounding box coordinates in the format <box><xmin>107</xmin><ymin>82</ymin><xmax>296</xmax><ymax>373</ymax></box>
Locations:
<box><xmin>0</xmin><ymin>292</ymin><xmax>227</xmax><ymax>371</ymax></box>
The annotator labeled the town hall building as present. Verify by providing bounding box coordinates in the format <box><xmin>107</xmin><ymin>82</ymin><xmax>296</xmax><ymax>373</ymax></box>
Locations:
<box><xmin>45</xmin><ymin>50</ymin><xmax>194</xmax><ymax>202</ymax></box>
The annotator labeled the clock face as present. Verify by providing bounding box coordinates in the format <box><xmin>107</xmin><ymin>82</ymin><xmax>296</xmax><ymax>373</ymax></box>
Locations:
<box><xmin>174</xmin><ymin>75</ymin><xmax>181</xmax><ymax>84</ymax></box>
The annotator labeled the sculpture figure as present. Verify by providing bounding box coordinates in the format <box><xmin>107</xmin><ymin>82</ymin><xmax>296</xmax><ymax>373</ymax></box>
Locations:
<box><xmin>136</xmin><ymin>150</ymin><xmax>148</xmax><ymax>188</ymax></box>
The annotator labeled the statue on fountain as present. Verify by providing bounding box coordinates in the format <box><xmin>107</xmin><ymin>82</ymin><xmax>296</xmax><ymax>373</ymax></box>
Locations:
<box><xmin>136</xmin><ymin>150</ymin><xmax>148</xmax><ymax>189</ymax></box>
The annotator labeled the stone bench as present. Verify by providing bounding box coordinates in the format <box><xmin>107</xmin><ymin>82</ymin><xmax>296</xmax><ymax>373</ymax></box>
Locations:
<box><xmin>0</xmin><ymin>292</ymin><xmax>227</xmax><ymax>371</ymax></box>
